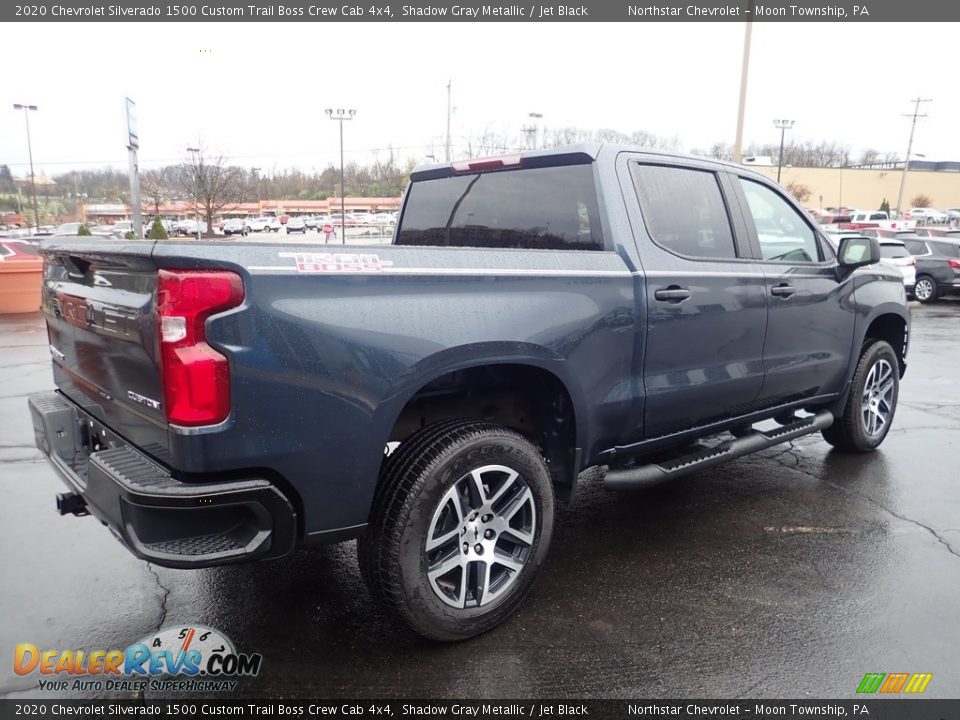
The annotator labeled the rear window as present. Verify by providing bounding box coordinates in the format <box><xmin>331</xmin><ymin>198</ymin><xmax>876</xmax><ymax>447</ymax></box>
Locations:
<box><xmin>395</xmin><ymin>165</ymin><xmax>604</xmax><ymax>250</ymax></box>
<box><xmin>879</xmin><ymin>244</ymin><xmax>909</xmax><ymax>258</ymax></box>
<box><xmin>931</xmin><ymin>242</ymin><xmax>960</xmax><ymax>258</ymax></box>
<box><xmin>904</xmin><ymin>240</ymin><xmax>928</xmax><ymax>255</ymax></box>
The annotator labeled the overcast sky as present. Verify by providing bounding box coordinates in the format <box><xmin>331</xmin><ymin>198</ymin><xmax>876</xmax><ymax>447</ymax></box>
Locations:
<box><xmin>1</xmin><ymin>22</ymin><xmax>955</xmax><ymax>177</ymax></box>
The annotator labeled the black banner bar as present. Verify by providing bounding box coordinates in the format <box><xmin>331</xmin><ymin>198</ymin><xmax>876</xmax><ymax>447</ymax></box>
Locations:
<box><xmin>1</xmin><ymin>700</ymin><xmax>960</xmax><ymax>720</ymax></box>
<box><xmin>5</xmin><ymin>0</ymin><xmax>960</xmax><ymax>23</ymax></box>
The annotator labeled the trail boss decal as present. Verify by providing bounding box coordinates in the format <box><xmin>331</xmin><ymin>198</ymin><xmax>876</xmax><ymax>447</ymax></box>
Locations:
<box><xmin>279</xmin><ymin>252</ymin><xmax>394</xmax><ymax>273</ymax></box>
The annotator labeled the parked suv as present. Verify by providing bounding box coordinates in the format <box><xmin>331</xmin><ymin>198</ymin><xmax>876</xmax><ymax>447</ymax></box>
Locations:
<box><xmin>30</xmin><ymin>146</ymin><xmax>908</xmax><ymax>641</ymax></box>
<box><xmin>244</xmin><ymin>216</ymin><xmax>282</xmax><ymax>233</ymax></box>
<box><xmin>902</xmin><ymin>236</ymin><xmax>960</xmax><ymax>302</ymax></box>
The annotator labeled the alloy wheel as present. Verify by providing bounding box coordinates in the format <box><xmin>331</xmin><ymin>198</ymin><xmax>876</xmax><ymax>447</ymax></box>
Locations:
<box><xmin>424</xmin><ymin>464</ymin><xmax>536</xmax><ymax>609</ymax></box>
<box><xmin>861</xmin><ymin>358</ymin><xmax>895</xmax><ymax>437</ymax></box>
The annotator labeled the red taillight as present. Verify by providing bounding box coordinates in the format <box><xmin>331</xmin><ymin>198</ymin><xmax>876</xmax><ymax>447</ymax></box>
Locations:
<box><xmin>157</xmin><ymin>270</ymin><xmax>244</xmax><ymax>426</ymax></box>
<box><xmin>451</xmin><ymin>154</ymin><xmax>522</xmax><ymax>173</ymax></box>
<box><xmin>948</xmin><ymin>258</ymin><xmax>960</xmax><ymax>270</ymax></box>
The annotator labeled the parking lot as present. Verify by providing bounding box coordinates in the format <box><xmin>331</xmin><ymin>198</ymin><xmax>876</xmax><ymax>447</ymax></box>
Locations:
<box><xmin>1</xmin><ymin>301</ymin><xmax>958</xmax><ymax>699</ymax></box>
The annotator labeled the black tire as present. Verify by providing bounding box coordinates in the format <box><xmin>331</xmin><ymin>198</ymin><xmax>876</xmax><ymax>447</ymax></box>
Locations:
<box><xmin>359</xmin><ymin>420</ymin><xmax>554</xmax><ymax>641</ymax></box>
<box><xmin>822</xmin><ymin>340</ymin><xmax>900</xmax><ymax>453</ymax></box>
<box><xmin>914</xmin><ymin>275</ymin><xmax>938</xmax><ymax>304</ymax></box>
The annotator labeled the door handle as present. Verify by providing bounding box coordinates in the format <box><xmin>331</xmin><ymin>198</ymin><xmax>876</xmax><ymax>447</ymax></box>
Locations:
<box><xmin>771</xmin><ymin>284</ymin><xmax>797</xmax><ymax>298</ymax></box>
<box><xmin>654</xmin><ymin>286</ymin><xmax>691</xmax><ymax>303</ymax></box>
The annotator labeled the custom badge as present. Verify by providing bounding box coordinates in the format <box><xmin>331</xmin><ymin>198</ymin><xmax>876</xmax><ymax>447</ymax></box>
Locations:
<box><xmin>278</xmin><ymin>252</ymin><xmax>394</xmax><ymax>273</ymax></box>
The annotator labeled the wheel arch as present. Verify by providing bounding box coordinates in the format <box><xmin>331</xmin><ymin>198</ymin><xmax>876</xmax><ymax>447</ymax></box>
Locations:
<box><xmin>372</xmin><ymin>344</ymin><xmax>590</xmax><ymax>500</ymax></box>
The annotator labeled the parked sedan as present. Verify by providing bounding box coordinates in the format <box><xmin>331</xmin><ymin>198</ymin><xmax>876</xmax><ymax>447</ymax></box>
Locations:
<box><xmin>903</xmin><ymin>237</ymin><xmax>960</xmax><ymax>303</ymax></box>
<box><xmin>221</xmin><ymin>219</ymin><xmax>248</xmax><ymax>236</ymax></box>
<box><xmin>285</xmin><ymin>217</ymin><xmax>307</xmax><ymax>234</ymax></box>
<box><xmin>175</xmin><ymin>220</ymin><xmax>208</xmax><ymax>236</ymax></box>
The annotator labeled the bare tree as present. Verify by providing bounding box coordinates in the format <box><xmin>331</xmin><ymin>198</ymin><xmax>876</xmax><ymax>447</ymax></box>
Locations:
<box><xmin>175</xmin><ymin>146</ymin><xmax>242</xmax><ymax>237</ymax></box>
<box><xmin>910</xmin><ymin>194</ymin><xmax>932</xmax><ymax>208</ymax></box>
<box><xmin>140</xmin><ymin>168</ymin><xmax>173</xmax><ymax>216</ymax></box>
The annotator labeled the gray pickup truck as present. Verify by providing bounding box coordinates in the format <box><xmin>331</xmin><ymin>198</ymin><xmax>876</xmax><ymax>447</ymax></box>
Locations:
<box><xmin>29</xmin><ymin>146</ymin><xmax>909</xmax><ymax>640</ymax></box>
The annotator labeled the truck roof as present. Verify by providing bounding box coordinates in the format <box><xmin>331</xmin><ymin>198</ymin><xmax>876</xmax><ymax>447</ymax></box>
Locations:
<box><xmin>410</xmin><ymin>144</ymin><xmax>758</xmax><ymax>181</ymax></box>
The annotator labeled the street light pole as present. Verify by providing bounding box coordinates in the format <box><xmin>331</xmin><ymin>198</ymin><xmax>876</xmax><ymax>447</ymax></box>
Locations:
<box><xmin>187</xmin><ymin>147</ymin><xmax>202</xmax><ymax>240</ymax></box>
<box><xmin>325</xmin><ymin>108</ymin><xmax>356</xmax><ymax>244</ymax></box>
<box><xmin>773</xmin><ymin>118</ymin><xmax>795</xmax><ymax>183</ymax></box>
<box><xmin>13</xmin><ymin>104</ymin><xmax>40</xmax><ymax>233</ymax></box>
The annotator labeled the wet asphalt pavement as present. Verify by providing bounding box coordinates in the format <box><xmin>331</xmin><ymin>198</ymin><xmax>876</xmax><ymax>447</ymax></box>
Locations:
<box><xmin>1</xmin><ymin>302</ymin><xmax>958</xmax><ymax>700</ymax></box>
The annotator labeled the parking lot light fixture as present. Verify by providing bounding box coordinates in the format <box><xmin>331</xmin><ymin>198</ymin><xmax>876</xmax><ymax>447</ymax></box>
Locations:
<box><xmin>13</xmin><ymin>104</ymin><xmax>40</xmax><ymax>233</ymax></box>
<box><xmin>187</xmin><ymin>147</ymin><xmax>202</xmax><ymax>240</ymax></box>
<box><xmin>326</xmin><ymin>108</ymin><xmax>356</xmax><ymax>244</ymax></box>
<box><xmin>773</xmin><ymin>119</ymin><xmax>795</xmax><ymax>184</ymax></box>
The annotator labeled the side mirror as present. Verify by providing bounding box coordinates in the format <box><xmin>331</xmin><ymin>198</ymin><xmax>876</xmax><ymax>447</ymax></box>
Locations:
<box><xmin>837</xmin><ymin>235</ymin><xmax>880</xmax><ymax>269</ymax></box>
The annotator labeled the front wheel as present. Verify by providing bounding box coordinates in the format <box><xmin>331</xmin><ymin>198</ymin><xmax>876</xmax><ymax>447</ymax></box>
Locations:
<box><xmin>359</xmin><ymin>420</ymin><xmax>554</xmax><ymax>641</ymax></box>
<box><xmin>822</xmin><ymin>340</ymin><xmax>900</xmax><ymax>452</ymax></box>
<box><xmin>914</xmin><ymin>275</ymin><xmax>938</xmax><ymax>303</ymax></box>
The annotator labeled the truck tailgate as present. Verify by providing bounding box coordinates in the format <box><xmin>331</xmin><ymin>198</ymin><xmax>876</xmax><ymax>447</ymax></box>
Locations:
<box><xmin>41</xmin><ymin>240</ymin><xmax>170</xmax><ymax>460</ymax></box>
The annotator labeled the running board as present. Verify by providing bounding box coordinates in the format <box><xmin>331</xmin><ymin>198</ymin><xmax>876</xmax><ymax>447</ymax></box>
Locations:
<box><xmin>603</xmin><ymin>410</ymin><xmax>834</xmax><ymax>489</ymax></box>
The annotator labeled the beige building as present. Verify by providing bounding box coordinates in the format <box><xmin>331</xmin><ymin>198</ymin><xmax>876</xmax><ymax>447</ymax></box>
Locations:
<box><xmin>752</xmin><ymin>166</ymin><xmax>960</xmax><ymax>212</ymax></box>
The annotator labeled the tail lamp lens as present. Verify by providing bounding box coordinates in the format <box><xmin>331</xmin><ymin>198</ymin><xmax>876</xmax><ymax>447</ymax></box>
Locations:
<box><xmin>157</xmin><ymin>270</ymin><xmax>244</xmax><ymax>426</ymax></box>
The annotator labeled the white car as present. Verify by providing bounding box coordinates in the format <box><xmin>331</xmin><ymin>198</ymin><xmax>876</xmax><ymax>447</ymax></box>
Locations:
<box><xmin>285</xmin><ymin>217</ymin><xmax>307</xmax><ymax>234</ymax></box>
<box><xmin>877</xmin><ymin>240</ymin><xmax>917</xmax><ymax>295</ymax></box>
<box><xmin>909</xmin><ymin>208</ymin><xmax>948</xmax><ymax>224</ymax></box>
<box><xmin>244</xmin><ymin>217</ymin><xmax>282</xmax><ymax>233</ymax></box>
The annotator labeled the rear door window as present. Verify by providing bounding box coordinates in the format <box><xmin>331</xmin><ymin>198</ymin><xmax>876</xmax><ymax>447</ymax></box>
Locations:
<box><xmin>904</xmin><ymin>240</ymin><xmax>929</xmax><ymax>255</ymax></box>
<box><xmin>395</xmin><ymin>164</ymin><xmax>604</xmax><ymax>250</ymax></box>
<box><xmin>629</xmin><ymin>163</ymin><xmax>737</xmax><ymax>260</ymax></box>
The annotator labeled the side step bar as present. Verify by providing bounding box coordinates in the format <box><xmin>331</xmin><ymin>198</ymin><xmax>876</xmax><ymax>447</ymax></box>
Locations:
<box><xmin>604</xmin><ymin>410</ymin><xmax>834</xmax><ymax>489</ymax></box>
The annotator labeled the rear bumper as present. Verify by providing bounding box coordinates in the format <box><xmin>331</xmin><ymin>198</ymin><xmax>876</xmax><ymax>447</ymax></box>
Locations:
<box><xmin>29</xmin><ymin>390</ymin><xmax>298</xmax><ymax>569</ymax></box>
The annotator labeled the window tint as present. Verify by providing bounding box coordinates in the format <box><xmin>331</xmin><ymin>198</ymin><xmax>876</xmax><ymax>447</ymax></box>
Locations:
<box><xmin>739</xmin><ymin>178</ymin><xmax>820</xmax><ymax>263</ymax></box>
<box><xmin>630</xmin><ymin>164</ymin><xmax>736</xmax><ymax>259</ymax></box>
<box><xmin>395</xmin><ymin>164</ymin><xmax>603</xmax><ymax>250</ymax></box>
<box><xmin>904</xmin><ymin>240</ymin><xmax>928</xmax><ymax>255</ymax></box>
<box><xmin>870</xmin><ymin>213</ymin><xmax>886</xmax><ymax>221</ymax></box>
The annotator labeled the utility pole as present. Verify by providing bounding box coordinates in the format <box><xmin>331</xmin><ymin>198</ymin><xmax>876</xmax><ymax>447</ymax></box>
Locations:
<box><xmin>13</xmin><ymin>104</ymin><xmax>40</xmax><ymax>232</ymax></box>
<box><xmin>522</xmin><ymin>112</ymin><xmax>543</xmax><ymax>150</ymax></box>
<box><xmin>773</xmin><ymin>118</ymin><xmax>795</xmax><ymax>183</ymax></box>
<box><xmin>895</xmin><ymin>97</ymin><xmax>931</xmax><ymax>215</ymax></box>
<box><xmin>732</xmin><ymin>22</ymin><xmax>752</xmax><ymax>164</ymax></box>
<box><xmin>444</xmin><ymin>80</ymin><xmax>452</xmax><ymax>163</ymax></box>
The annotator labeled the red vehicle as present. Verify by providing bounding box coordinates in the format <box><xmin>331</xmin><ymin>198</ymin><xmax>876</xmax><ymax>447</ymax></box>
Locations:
<box><xmin>279</xmin><ymin>214</ymin><xmax>289</xmax><ymax>225</ymax></box>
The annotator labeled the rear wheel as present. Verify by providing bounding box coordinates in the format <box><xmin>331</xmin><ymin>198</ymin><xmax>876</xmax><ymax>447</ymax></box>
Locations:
<box><xmin>822</xmin><ymin>340</ymin><xmax>899</xmax><ymax>452</ymax></box>
<box><xmin>359</xmin><ymin>420</ymin><xmax>554</xmax><ymax>641</ymax></box>
<box><xmin>914</xmin><ymin>275</ymin><xmax>938</xmax><ymax>303</ymax></box>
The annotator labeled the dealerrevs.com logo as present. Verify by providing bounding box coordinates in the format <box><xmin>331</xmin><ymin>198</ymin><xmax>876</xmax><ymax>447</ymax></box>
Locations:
<box><xmin>14</xmin><ymin>625</ymin><xmax>262</xmax><ymax>693</ymax></box>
